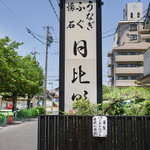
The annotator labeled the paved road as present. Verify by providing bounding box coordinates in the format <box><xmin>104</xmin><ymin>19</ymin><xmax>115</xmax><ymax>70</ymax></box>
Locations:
<box><xmin>0</xmin><ymin>118</ymin><xmax>38</xmax><ymax>150</ymax></box>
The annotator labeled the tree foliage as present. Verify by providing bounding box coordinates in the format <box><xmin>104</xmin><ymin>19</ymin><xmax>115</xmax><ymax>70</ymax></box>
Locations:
<box><xmin>21</xmin><ymin>55</ymin><xmax>44</xmax><ymax>108</ymax></box>
<box><xmin>70</xmin><ymin>86</ymin><xmax>150</xmax><ymax>116</ymax></box>
<box><xmin>0</xmin><ymin>37</ymin><xmax>44</xmax><ymax>111</ymax></box>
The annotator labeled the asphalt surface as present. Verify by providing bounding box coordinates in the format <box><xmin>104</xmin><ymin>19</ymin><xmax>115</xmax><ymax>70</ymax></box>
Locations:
<box><xmin>0</xmin><ymin>118</ymin><xmax>38</xmax><ymax>150</ymax></box>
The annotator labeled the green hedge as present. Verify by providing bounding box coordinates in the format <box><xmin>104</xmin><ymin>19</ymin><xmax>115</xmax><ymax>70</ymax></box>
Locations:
<box><xmin>36</xmin><ymin>106</ymin><xmax>46</xmax><ymax>114</ymax></box>
<box><xmin>17</xmin><ymin>106</ymin><xmax>46</xmax><ymax>119</ymax></box>
<box><xmin>0</xmin><ymin>114</ymin><xmax>5</xmax><ymax>124</ymax></box>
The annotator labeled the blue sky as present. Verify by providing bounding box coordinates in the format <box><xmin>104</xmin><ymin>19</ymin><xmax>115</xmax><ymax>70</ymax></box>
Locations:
<box><xmin>0</xmin><ymin>0</ymin><xmax>149</xmax><ymax>90</ymax></box>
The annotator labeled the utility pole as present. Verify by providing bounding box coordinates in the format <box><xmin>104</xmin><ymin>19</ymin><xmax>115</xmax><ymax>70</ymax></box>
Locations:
<box><xmin>43</xmin><ymin>26</ymin><xmax>53</xmax><ymax>109</ymax></box>
<box><xmin>31</xmin><ymin>47</ymin><xmax>40</xmax><ymax>59</ymax></box>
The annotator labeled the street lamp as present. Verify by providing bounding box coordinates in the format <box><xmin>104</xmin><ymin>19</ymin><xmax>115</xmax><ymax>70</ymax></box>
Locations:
<box><xmin>49</xmin><ymin>82</ymin><xmax>53</xmax><ymax>91</ymax></box>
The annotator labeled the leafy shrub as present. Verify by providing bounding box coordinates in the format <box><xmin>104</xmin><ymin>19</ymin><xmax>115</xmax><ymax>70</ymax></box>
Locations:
<box><xmin>17</xmin><ymin>108</ymin><xmax>39</xmax><ymax>119</ymax></box>
<box><xmin>72</xmin><ymin>98</ymin><xmax>102</xmax><ymax>115</ymax></box>
<box><xmin>142</xmin><ymin>100</ymin><xmax>150</xmax><ymax>115</ymax></box>
<box><xmin>0</xmin><ymin>114</ymin><xmax>5</xmax><ymax>124</ymax></box>
<box><xmin>36</xmin><ymin>106</ymin><xmax>46</xmax><ymax>114</ymax></box>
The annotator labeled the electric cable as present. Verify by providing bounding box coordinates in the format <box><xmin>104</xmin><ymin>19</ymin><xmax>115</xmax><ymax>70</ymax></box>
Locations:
<box><xmin>56</xmin><ymin>0</ymin><xmax>59</xmax><ymax>6</ymax></box>
<box><xmin>102</xmin><ymin>15</ymin><xmax>146</xmax><ymax>39</ymax></box>
<box><xmin>0</xmin><ymin>0</ymin><xmax>51</xmax><ymax>46</ymax></box>
<box><xmin>26</xmin><ymin>28</ymin><xmax>46</xmax><ymax>45</ymax></box>
<box><xmin>102</xmin><ymin>9</ymin><xmax>147</xmax><ymax>36</ymax></box>
<box><xmin>48</xmin><ymin>0</ymin><xmax>60</xmax><ymax>21</ymax></box>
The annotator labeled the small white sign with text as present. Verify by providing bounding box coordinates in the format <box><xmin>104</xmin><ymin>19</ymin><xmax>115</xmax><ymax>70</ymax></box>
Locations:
<box><xmin>92</xmin><ymin>116</ymin><xmax>107</xmax><ymax>137</ymax></box>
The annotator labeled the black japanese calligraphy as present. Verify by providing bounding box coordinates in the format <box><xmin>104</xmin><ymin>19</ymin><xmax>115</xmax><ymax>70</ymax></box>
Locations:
<box><xmin>66</xmin><ymin>1</ymin><xmax>95</xmax><ymax>31</ymax></box>
<box><xmin>87</xmin><ymin>21</ymin><xmax>95</xmax><ymax>30</ymax></box>
<box><xmin>73</xmin><ymin>40</ymin><xmax>87</xmax><ymax>57</ymax></box>
<box><xmin>76</xmin><ymin>2</ymin><xmax>85</xmax><ymax>11</ymax></box>
<box><xmin>71</xmin><ymin>90</ymin><xmax>88</xmax><ymax>101</ymax></box>
<box><xmin>67</xmin><ymin>21</ymin><xmax>75</xmax><ymax>29</ymax></box>
<box><xmin>86</xmin><ymin>13</ymin><xmax>94</xmax><ymax>21</ymax></box>
<box><xmin>67</xmin><ymin>3</ymin><xmax>75</xmax><ymax>11</ymax></box>
<box><xmin>87</xmin><ymin>1</ymin><xmax>93</xmax><ymax>12</ymax></box>
<box><xmin>67</xmin><ymin>1</ymin><xmax>93</xmax><ymax>12</ymax></box>
<box><xmin>77</xmin><ymin>20</ymin><xmax>84</xmax><ymax>29</ymax></box>
<box><xmin>72</xmin><ymin>65</ymin><xmax>90</xmax><ymax>84</ymax></box>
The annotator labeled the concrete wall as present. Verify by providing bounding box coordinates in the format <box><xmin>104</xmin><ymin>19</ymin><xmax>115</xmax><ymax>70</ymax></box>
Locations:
<box><xmin>144</xmin><ymin>48</ymin><xmax>150</xmax><ymax>76</ymax></box>
<box><xmin>126</xmin><ymin>3</ymin><xmax>143</xmax><ymax>21</ymax></box>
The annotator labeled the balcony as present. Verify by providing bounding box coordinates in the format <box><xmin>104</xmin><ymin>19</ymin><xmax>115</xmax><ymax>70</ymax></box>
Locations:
<box><xmin>141</xmin><ymin>34</ymin><xmax>150</xmax><ymax>40</ymax></box>
<box><xmin>108</xmin><ymin>58</ymin><xmax>112</xmax><ymax>67</ymax></box>
<box><xmin>107</xmin><ymin>51</ymin><xmax>112</xmax><ymax>57</ymax></box>
<box><xmin>108</xmin><ymin>81</ymin><xmax>112</xmax><ymax>87</ymax></box>
<box><xmin>139</xmin><ymin>28</ymin><xmax>149</xmax><ymax>33</ymax></box>
<box><xmin>108</xmin><ymin>69</ymin><xmax>112</xmax><ymax>77</ymax></box>
<box><xmin>114</xmin><ymin>80</ymin><xmax>139</xmax><ymax>87</ymax></box>
<box><xmin>115</xmin><ymin>55</ymin><xmax>143</xmax><ymax>62</ymax></box>
<box><xmin>115</xmin><ymin>67</ymin><xmax>143</xmax><ymax>74</ymax></box>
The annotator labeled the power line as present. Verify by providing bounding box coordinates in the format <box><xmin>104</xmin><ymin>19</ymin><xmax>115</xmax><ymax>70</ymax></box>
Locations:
<box><xmin>26</xmin><ymin>28</ymin><xmax>46</xmax><ymax>45</ymax></box>
<box><xmin>102</xmin><ymin>14</ymin><xmax>146</xmax><ymax>39</ymax></box>
<box><xmin>0</xmin><ymin>0</ymin><xmax>50</xmax><ymax>46</ymax></box>
<box><xmin>0</xmin><ymin>0</ymin><xmax>26</xmax><ymax>27</ymax></box>
<box><xmin>102</xmin><ymin>9</ymin><xmax>147</xmax><ymax>36</ymax></box>
<box><xmin>102</xmin><ymin>27</ymin><xmax>116</xmax><ymax>35</ymax></box>
<box><xmin>56</xmin><ymin>0</ymin><xmax>59</xmax><ymax>6</ymax></box>
<box><xmin>48</xmin><ymin>0</ymin><xmax>60</xmax><ymax>21</ymax></box>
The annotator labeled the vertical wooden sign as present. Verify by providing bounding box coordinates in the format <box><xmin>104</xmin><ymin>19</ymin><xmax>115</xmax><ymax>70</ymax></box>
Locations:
<box><xmin>59</xmin><ymin>0</ymin><xmax>102</xmax><ymax>113</ymax></box>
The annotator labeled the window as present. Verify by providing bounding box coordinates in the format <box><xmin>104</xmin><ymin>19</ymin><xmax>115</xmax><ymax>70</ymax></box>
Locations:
<box><xmin>137</xmin><ymin>12</ymin><xmax>140</xmax><ymax>18</ymax></box>
<box><xmin>130</xmin><ymin>34</ymin><xmax>137</xmax><ymax>41</ymax></box>
<box><xmin>118</xmin><ymin>52</ymin><xmax>139</xmax><ymax>55</ymax></box>
<box><xmin>118</xmin><ymin>76</ymin><xmax>128</xmax><ymax>80</ymax></box>
<box><xmin>118</xmin><ymin>64</ymin><xmax>140</xmax><ymax>67</ymax></box>
<box><xmin>118</xmin><ymin>76</ymin><xmax>139</xmax><ymax>80</ymax></box>
<box><xmin>130</xmin><ymin>12</ymin><xmax>133</xmax><ymax>18</ymax></box>
<box><xmin>117</xmin><ymin>37</ymin><xmax>120</xmax><ymax>45</ymax></box>
<box><xmin>129</xmin><ymin>23</ymin><xmax>137</xmax><ymax>31</ymax></box>
<box><xmin>131</xmin><ymin>76</ymin><xmax>137</xmax><ymax>80</ymax></box>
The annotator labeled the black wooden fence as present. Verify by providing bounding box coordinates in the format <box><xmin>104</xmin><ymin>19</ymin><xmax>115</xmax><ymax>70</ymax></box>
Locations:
<box><xmin>38</xmin><ymin>115</ymin><xmax>150</xmax><ymax>150</ymax></box>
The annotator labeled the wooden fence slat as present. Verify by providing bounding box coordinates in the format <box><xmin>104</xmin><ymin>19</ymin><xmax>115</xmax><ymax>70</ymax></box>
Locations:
<box><xmin>123</xmin><ymin>117</ymin><xmax>127</xmax><ymax>150</ymax></box>
<box><xmin>65</xmin><ymin>116</ymin><xmax>68</xmax><ymax>150</ymax></box>
<box><xmin>78</xmin><ymin>116</ymin><xmax>83</xmax><ymax>150</ymax></box>
<box><xmin>73</xmin><ymin>117</ymin><xmax>78</xmax><ymax>150</ymax></box>
<box><xmin>68</xmin><ymin>116</ymin><xmax>73</xmax><ymax>150</ymax></box>
<box><xmin>113</xmin><ymin>117</ymin><xmax>117</xmax><ymax>150</ymax></box>
<box><xmin>46</xmin><ymin>116</ymin><xmax>49</xmax><ymax>150</ymax></box>
<box><xmin>143</xmin><ymin>117</ymin><xmax>146</xmax><ymax>150</ymax></box>
<box><xmin>147</xmin><ymin>117</ymin><xmax>150</xmax><ymax>150</ymax></box>
<box><xmin>54</xmin><ymin>116</ymin><xmax>58</xmax><ymax>150</ymax></box>
<box><xmin>39</xmin><ymin>116</ymin><xmax>46</xmax><ymax>150</ymax></box>
<box><xmin>117</xmin><ymin>117</ymin><xmax>122</xmax><ymax>150</ymax></box>
<box><xmin>107</xmin><ymin>117</ymin><xmax>112</xmax><ymax>150</ymax></box>
<box><xmin>127</xmin><ymin>117</ymin><xmax>132</xmax><ymax>150</ymax></box>
<box><xmin>59</xmin><ymin>116</ymin><xmax>65</xmax><ymax>150</ymax></box>
<box><xmin>87</xmin><ymin>116</ymin><xmax>92</xmax><ymax>150</ymax></box>
<box><xmin>137</xmin><ymin>117</ymin><xmax>142</xmax><ymax>150</ymax></box>
<box><xmin>49</xmin><ymin>116</ymin><xmax>54</xmax><ymax>150</ymax></box>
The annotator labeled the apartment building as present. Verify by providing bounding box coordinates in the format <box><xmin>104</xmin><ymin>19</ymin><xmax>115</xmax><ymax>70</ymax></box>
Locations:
<box><xmin>108</xmin><ymin>3</ymin><xmax>150</xmax><ymax>88</ymax></box>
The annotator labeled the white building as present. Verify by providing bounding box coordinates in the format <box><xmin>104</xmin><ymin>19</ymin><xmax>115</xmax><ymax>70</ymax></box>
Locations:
<box><xmin>108</xmin><ymin>2</ymin><xmax>150</xmax><ymax>88</ymax></box>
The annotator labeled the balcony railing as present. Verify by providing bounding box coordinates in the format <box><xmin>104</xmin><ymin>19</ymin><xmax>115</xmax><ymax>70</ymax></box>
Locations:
<box><xmin>114</xmin><ymin>80</ymin><xmax>139</xmax><ymax>87</ymax></box>
<box><xmin>115</xmin><ymin>54</ymin><xmax>143</xmax><ymax>62</ymax></box>
<box><xmin>108</xmin><ymin>69</ymin><xmax>112</xmax><ymax>77</ymax></box>
<box><xmin>115</xmin><ymin>67</ymin><xmax>143</xmax><ymax>74</ymax></box>
<box><xmin>108</xmin><ymin>58</ymin><xmax>112</xmax><ymax>67</ymax></box>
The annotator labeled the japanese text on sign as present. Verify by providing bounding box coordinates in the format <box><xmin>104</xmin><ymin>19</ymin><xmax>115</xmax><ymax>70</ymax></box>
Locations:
<box><xmin>92</xmin><ymin>116</ymin><xmax>107</xmax><ymax>137</ymax></box>
<box><xmin>65</xmin><ymin>0</ymin><xmax>97</xmax><ymax>112</ymax></box>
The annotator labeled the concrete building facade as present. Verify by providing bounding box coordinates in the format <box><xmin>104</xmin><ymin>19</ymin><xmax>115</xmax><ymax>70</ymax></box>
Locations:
<box><xmin>108</xmin><ymin>2</ymin><xmax>150</xmax><ymax>88</ymax></box>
